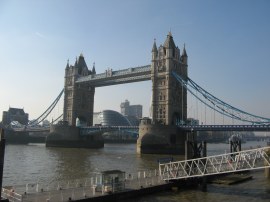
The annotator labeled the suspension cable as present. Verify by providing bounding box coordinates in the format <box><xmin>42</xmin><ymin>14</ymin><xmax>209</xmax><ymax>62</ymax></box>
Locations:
<box><xmin>28</xmin><ymin>89</ymin><xmax>64</xmax><ymax>126</ymax></box>
<box><xmin>172</xmin><ymin>71</ymin><xmax>270</xmax><ymax>125</ymax></box>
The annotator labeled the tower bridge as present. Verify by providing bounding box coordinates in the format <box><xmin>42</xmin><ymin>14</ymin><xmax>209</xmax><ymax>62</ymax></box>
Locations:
<box><xmin>46</xmin><ymin>32</ymin><xmax>189</xmax><ymax>154</ymax></box>
<box><xmin>44</xmin><ymin>32</ymin><xmax>270</xmax><ymax>154</ymax></box>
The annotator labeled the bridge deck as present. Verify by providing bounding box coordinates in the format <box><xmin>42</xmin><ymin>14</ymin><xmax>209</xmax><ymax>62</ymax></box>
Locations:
<box><xmin>178</xmin><ymin>124</ymin><xmax>270</xmax><ymax>131</ymax></box>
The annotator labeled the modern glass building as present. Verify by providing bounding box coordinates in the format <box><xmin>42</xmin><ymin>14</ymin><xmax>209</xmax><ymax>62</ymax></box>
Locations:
<box><xmin>93</xmin><ymin>110</ymin><xmax>132</xmax><ymax>126</ymax></box>
<box><xmin>93</xmin><ymin>110</ymin><xmax>138</xmax><ymax>142</ymax></box>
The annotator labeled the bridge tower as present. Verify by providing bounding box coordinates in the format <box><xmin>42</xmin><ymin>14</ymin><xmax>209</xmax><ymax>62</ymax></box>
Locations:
<box><xmin>151</xmin><ymin>32</ymin><xmax>188</xmax><ymax>125</ymax></box>
<box><xmin>63</xmin><ymin>54</ymin><xmax>96</xmax><ymax>126</ymax></box>
<box><xmin>137</xmin><ymin>32</ymin><xmax>188</xmax><ymax>154</ymax></box>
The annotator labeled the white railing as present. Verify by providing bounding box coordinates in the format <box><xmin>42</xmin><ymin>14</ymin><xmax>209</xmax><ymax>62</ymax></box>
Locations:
<box><xmin>3</xmin><ymin>169</ymin><xmax>164</xmax><ymax>201</ymax></box>
<box><xmin>2</xmin><ymin>187</ymin><xmax>23</xmax><ymax>202</ymax></box>
<box><xmin>159</xmin><ymin>147</ymin><xmax>270</xmax><ymax>181</ymax></box>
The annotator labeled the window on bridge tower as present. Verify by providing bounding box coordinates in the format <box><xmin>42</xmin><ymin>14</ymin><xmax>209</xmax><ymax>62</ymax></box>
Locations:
<box><xmin>159</xmin><ymin>108</ymin><xmax>162</xmax><ymax>116</ymax></box>
<box><xmin>163</xmin><ymin>107</ymin><xmax>166</xmax><ymax>118</ymax></box>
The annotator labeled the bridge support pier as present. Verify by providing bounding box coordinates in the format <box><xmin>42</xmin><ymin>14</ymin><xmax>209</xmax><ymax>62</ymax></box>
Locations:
<box><xmin>230</xmin><ymin>139</ymin><xmax>241</xmax><ymax>153</ymax></box>
<box><xmin>137</xmin><ymin>120</ymin><xmax>186</xmax><ymax>154</ymax></box>
<box><xmin>185</xmin><ymin>140</ymin><xmax>207</xmax><ymax>159</ymax></box>
<box><xmin>46</xmin><ymin>123</ymin><xmax>104</xmax><ymax>149</ymax></box>
<box><xmin>185</xmin><ymin>139</ymin><xmax>207</xmax><ymax>191</ymax></box>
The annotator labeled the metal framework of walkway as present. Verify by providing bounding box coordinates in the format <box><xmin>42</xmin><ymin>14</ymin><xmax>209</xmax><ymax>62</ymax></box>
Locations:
<box><xmin>76</xmin><ymin>65</ymin><xmax>151</xmax><ymax>87</ymax></box>
<box><xmin>159</xmin><ymin>147</ymin><xmax>270</xmax><ymax>181</ymax></box>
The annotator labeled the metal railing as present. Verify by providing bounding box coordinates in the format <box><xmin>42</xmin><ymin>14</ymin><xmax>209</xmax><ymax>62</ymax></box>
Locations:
<box><xmin>159</xmin><ymin>147</ymin><xmax>270</xmax><ymax>181</ymax></box>
<box><xmin>2</xmin><ymin>169</ymin><xmax>164</xmax><ymax>202</ymax></box>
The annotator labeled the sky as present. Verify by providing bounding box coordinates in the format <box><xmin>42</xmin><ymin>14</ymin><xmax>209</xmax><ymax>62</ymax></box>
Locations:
<box><xmin>1</xmin><ymin>0</ymin><xmax>270</xmax><ymax>124</ymax></box>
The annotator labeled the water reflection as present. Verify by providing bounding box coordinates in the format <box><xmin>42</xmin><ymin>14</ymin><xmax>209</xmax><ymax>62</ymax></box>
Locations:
<box><xmin>45</xmin><ymin>147</ymin><xmax>95</xmax><ymax>182</ymax></box>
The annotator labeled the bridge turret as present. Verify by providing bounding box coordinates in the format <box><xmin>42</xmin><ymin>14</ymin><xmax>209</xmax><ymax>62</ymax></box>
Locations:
<box><xmin>76</xmin><ymin>53</ymin><xmax>90</xmax><ymax>76</ymax></box>
<box><xmin>181</xmin><ymin>44</ymin><xmax>188</xmax><ymax>66</ymax></box>
<box><xmin>163</xmin><ymin>31</ymin><xmax>176</xmax><ymax>59</ymax></box>
<box><xmin>150</xmin><ymin>32</ymin><xmax>187</xmax><ymax>125</ymax></box>
<box><xmin>63</xmin><ymin>54</ymin><xmax>95</xmax><ymax>126</ymax></box>
<box><xmin>152</xmin><ymin>39</ymin><xmax>158</xmax><ymax>60</ymax></box>
<box><xmin>65</xmin><ymin>59</ymin><xmax>70</xmax><ymax>69</ymax></box>
<box><xmin>92</xmin><ymin>62</ymin><xmax>96</xmax><ymax>74</ymax></box>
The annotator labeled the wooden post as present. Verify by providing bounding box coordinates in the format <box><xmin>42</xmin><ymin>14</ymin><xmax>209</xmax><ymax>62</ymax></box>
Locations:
<box><xmin>0</xmin><ymin>128</ymin><xmax>6</xmax><ymax>199</ymax></box>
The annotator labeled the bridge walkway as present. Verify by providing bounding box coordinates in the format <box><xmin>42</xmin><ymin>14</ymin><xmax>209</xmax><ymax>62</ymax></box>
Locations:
<box><xmin>159</xmin><ymin>147</ymin><xmax>270</xmax><ymax>181</ymax></box>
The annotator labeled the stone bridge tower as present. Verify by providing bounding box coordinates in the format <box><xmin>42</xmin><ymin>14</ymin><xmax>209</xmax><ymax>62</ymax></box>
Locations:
<box><xmin>63</xmin><ymin>54</ymin><xmax>96</xmax><ymax>126</ymax></box>
<box><xmin>137</xmin><ymin>32</ymin><xmax>188</xmax><ymax>154</ymax></box>
<box><xmin>151</xmin><ymin>32</ymin><xmax>188</xmax><ymax>125</ymax></box>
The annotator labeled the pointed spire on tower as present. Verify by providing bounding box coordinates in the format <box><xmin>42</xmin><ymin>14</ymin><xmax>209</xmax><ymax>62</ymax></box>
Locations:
<box><xmin>66</xmin><ymin>59</ymin><xmax>69</xmax><ymax>69</ymax></box>
<box><xmin>168</xmin><ymin>29</ymin><xmax>172</xmax><ymax>36</ymax></box>
<box><xmin>181</xmin><ymin>43</ymin><xmax>188</xmax><ymax>65</ymax></box>
<box><xmin>164</xmin><ymin>31</ymin><xmax>175</xmax><ymax>49</ymax></box>
<box><xmin>74</xmin><ymin>57</ymin><xmax>78</xmax><ymax>66</ymax></box>
<box><xmin>182</xmin><ymin>43</ymin><xmax>188</xmax><ymax>57</ymax></box>
<box><xmin>92</xmin><ymin>62</ymin><xmax>96</xmax><ymax>74</ymax></box>
<box><xmin>152</xmin><ymin>38</ymin><xmax>158</xmax><ymax>53</ymax></box>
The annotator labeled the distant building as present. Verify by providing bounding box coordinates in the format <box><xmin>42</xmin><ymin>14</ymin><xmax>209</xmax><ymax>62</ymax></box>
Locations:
<box><xmin>93</xmin><ymin>110</ymin><xmax>140</xmax><ymax>126</ymax></box>
<box><xmin>93</xmin><ymin>110</ymin><xmax>131</xmax><ymax>126</ymax></box>
<box><xmin>186</xmin><ymin>118</ymin><xmax>199</xmax><ymax>125</ymax></box>
<box><xmin>120</xmin><ymin>100</ymin><xmax>142</xmax><ymax>119</ymax></box>
<box><xmin>2</xmin><ymin>107</ymin><xmax>29</xmax><ymax>126</ymax></box>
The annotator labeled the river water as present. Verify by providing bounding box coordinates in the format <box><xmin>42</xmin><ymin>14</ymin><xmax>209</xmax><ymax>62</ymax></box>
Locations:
<box><xmin>2</xmin><ymin>141</ymin><xmax>270</xmax><ymax>201</ymax></box>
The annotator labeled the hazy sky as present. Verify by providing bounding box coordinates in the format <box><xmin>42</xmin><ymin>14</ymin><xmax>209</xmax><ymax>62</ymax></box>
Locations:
<box><xmin>1</xmin><ymin>0</ymin><xmax>270</xmax><ymax>123</ymax></box>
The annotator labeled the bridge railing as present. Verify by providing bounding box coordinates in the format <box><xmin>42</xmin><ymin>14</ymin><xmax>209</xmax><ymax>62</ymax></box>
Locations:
<box><xmin>77</xmin><ymin>65</ymin><xmax>151</xmax><ymax>83</ymax></box>
<box><xmin>159</xmin><ymin>147</ymin><xmax>270</xmax><ymax>181</ymax></box>
<box><xmin>79</xmin><ymin>126</ymin><xmax>139</xmax><ymax>136</ymax></box>
<box><xmin>178</xmin><ymin>124</ymin><xmax>270</xmax><ymax>131</ymax></box>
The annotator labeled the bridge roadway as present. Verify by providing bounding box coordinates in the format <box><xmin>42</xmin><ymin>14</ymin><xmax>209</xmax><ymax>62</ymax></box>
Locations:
<box><xmin>80</xmin><ymin>124</ymin><xmax>270</xmax><ymax>135</ymax></box>
<box><xmin>76</xmin><ymin>65</ymin><xmax>151</xmax><ymax>87</ymax></box>
<box><xmin>9</xmin><ymin>124</ymin><xmax>270</xmax><ymax>134</ymax></box>
<box><xmin>178</xmin><ymin>124</ymin><xmax>270</xmax><ymax>132</ymax></box>
<box><xmin>12</xmin><ymin>127</ymin><xmax>50</xmax><ymax>133</ymax></box>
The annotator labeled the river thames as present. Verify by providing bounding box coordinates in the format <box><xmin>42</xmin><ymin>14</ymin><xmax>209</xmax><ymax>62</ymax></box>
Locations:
<box><xmin>3</xmin><ymin>141</ymin><xmax>270</xmax><ymax>201</ymax></box>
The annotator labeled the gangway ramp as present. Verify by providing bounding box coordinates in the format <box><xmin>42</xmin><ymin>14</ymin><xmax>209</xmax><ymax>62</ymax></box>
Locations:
<box><xmin>159</xmin><ymin>147</ymin><xmax>270</xmax><ymax>181</ymax></box>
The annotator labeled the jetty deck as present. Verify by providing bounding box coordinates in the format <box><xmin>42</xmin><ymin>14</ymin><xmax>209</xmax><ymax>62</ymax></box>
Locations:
<box><xmin>2</xmin><ymin>170</ymin><xmax>174</xmax><ymax>202</ymax></box>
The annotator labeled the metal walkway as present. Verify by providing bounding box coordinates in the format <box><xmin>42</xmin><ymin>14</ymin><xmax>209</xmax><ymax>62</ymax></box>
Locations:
<box><xmin>159</xmin><ymin>147</ymin><xmax>270</xmax><ymax>181</ymax></box>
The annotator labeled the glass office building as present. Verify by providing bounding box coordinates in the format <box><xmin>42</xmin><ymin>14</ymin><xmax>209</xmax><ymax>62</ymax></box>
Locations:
<box><xmin>93</xmin><ymin>110</ymin><xmax>132</xmax><ymax>126</ymax></box>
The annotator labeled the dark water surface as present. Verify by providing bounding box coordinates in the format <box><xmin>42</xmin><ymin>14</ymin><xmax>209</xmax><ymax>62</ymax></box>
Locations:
<box><xmin>3</xmin><ymin>141</ymin><xmax>270</xmax><ymax>201</ymax></box>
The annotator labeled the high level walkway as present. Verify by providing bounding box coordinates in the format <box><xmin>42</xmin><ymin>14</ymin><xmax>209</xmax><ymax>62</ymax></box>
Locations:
<box><xmin>159</xmin><ymin>146</ymin><xmax>270</xmax><ymax>181</ymax></box>
<box><xmin>76</xmin><ymin>65</ymin><xmax>151</xmax><ymax>87</ymax></box>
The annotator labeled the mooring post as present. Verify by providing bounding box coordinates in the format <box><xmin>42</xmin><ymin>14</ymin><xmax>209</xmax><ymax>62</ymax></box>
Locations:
<box><xmin>0</xmin><ymin>128</ymin><xmax>6</xmax><ymax>200</ymax></box>
<box><xmin>229</xmin><ymin>135</ymin><xmax>242</xmax><ymax>154</ymax></box>
<box><xmin>201</xmin><ymin>141</ymin><xmax>207</xmax><ymax>192</ymax></box>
